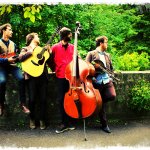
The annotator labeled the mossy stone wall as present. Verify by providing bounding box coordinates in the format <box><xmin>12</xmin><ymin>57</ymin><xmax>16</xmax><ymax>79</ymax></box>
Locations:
<box><xmin>0</xmin><ymin>71</ymin><xmax>149</xmax><ymax>128</ymax></box>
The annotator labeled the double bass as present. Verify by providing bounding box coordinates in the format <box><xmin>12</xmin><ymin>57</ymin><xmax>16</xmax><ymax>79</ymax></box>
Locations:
<box><xmin>64</xmin><ymin>22</ymin><xmax>102</xmax><ymax>119</ymax></box>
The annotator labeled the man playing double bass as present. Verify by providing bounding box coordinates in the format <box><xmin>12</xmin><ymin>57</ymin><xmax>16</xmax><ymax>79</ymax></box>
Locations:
<box><xmin>49</xmin><ymin>27</ymin><xmax>75</xmax><ymax>134</ymax></box>
<box><xmin>86</xmin><ymin>36</ymin><xmax>116</xmax><ymax>133</ymax></box>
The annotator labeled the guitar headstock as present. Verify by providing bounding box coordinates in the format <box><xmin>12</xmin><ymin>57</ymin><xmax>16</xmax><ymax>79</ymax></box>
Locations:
<box><xmin>56</xmin><ymin>26</ymin><xmax>61</xmax><ymax>34</ymax></box>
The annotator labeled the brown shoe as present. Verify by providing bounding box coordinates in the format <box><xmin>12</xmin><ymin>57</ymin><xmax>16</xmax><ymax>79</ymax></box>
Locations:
<box><xmin>30</xmin><ymin>119</ymin><xmax>36</xmax><ymax>129</ymax></box>
<box><xmin>0</xmin><ymin>105</ymin><xmax>4</xmax><ymax>116</ymax></box>
<box><xmin>21</xmin><ymin>104</ymin><xmax>30</xmax><ymax>114</ymax></box>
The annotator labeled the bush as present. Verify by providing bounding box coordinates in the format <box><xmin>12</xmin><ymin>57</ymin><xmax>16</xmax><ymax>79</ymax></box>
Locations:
<box><xmin>128</xmin><ymin>79</ymin><xmax>150</xmax><ymax>111</ymax></box>
<box><xmin>115</xmin><ymin>52</ymin><xmax>150</xmax><ymax>71</ymax></box>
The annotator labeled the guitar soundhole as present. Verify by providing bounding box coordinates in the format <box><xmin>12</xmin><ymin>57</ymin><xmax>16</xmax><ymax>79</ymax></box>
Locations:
<box><xmin>38</xmin><ymin>57</ymin><xmax>45</xmax><ymax>65</ymax></box>
<box><xmin>37</xmin><ymin>54</ymin><xmax>42</xmax><ymax>59</ymax></box>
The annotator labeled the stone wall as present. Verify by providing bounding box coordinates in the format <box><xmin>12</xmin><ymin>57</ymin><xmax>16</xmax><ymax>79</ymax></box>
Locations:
<box><xmin>0</xmin><ymin>71</ymin><xmax>150</xmax><ymax>128</ymax></box>
<box><xmin>107</xmin><ymin>71</ymin><xmax>150</xmax><ymax>120</ymax></box>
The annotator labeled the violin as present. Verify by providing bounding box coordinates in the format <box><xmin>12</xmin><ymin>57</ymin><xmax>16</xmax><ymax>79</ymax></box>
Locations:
<box><xmin>0</xmin><ymin>52</ymin><xmax>16</xmax><ymax>59</ymax></box>
<box><xmin>93</xmin><ymin>60</ymin><xmax>120</xmax><ymax>82</ymax></box>
<box><xmin>64</xmin><ymin>22</ymin><xmax>102</xmax><ymax>119</ymax></box>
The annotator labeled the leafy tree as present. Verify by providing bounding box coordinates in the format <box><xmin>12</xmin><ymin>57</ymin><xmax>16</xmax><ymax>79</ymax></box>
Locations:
<box><xmin>0</xmin><ymin>4</ymin><xmax>149</xmax><ymax>71</ymax></box>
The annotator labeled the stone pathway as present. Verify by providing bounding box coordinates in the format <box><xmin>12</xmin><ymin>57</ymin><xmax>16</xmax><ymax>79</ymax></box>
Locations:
<box><xmin>0</xmin><ymin>120</ymin><xmax>150</xmax><ymax>150</ymax></box>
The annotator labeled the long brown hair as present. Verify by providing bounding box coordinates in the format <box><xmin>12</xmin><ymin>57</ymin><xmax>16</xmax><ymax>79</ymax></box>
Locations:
<box><xmin>26</xmin><ymin>32</ymin><xmax>38</xmax><ymax>46</ymax></box>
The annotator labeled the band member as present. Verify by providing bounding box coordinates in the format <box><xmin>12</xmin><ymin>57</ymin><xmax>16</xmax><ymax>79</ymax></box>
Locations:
<box><xmin>86</xmin><ymin>36</ymin><xmax>116</xmax><ymax>133</ymax></box>
<box><xmin>49</xmin><ymin>27</ymin><xmax>75</xmax><ymax>133</ymax></box>
<box><xmin>18</xmin><ymin>33</ymin><xmax>50</xmax><ymax>130</ymax></box>
<box><xmin>0</xmin><ymin>23</ymin><xmax>30</xmax><ymax>116</ymax></box>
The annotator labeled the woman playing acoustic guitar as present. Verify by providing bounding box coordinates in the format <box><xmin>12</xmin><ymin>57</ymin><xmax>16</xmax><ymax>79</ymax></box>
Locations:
<box><xmin>18</xmin><ymin>33</ymin><xmax>51</xmax><ymax>130</ymax></box>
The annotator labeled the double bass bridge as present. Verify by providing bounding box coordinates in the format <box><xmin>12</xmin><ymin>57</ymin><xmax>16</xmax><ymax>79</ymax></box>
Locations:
<box><xmin>70</xmin><ymin>86</ymin><xmax>82</xmax><ymax>90</ymax></box>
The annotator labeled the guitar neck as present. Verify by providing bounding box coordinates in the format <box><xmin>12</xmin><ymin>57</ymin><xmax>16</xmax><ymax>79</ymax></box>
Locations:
<box><xmin>46</xmin><ymin>32</ymin><xmax>57</xmax><ymax>45</ymax></box>
<box><xmin>40</xmin><ymin>27</ymin><xmax>61</xmax><ymax>55</ymax></box>
<box><xmin>40</xmin><ymin>36</ymin><xmax>54</xmax><ymax>54</ymax></box>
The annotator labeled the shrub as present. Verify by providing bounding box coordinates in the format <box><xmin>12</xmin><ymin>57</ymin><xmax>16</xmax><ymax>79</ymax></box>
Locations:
<box><xmin>115</xmin><ymin>52</ymin><xmax>150</xmax><ymax>71</ymax></box>
<box><xmin>128</xmin><ymin>79</ymin><xmax>150</xmax><ymax>111</ymax></box>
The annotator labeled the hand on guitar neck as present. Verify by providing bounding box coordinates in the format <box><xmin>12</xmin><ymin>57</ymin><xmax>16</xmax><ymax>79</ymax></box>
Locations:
<box><xmin>8</xmin><ymin>55</ymin><xmax>19</xmax><ymax>64</ymax></box>
<box><xmin>44</xmin><ymin>44</ymin><xmax>52</xmax><ymax>54</ymax></box>
<box><xmin>8</xmin><ymin>56</ymin><xmax>17</xmax><ymax>63</ymax></box>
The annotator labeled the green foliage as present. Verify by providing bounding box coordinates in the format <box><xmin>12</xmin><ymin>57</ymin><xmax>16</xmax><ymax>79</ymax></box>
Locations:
<box><xmin>23</xmin><ymin>5</ymin><xmax>42</xmax><ymax>22</ymax></box>
<box><xmin>128</xmin><ymin>79</ymin><xmax>150</xmax><ymax>111</ymax></box>
<box><xmin>0</xmin><ymin>3</ymin><xmax>149</xmax><ymax>70</ymax></box>
<box><xmin>0</xmin><ymin>5</ymin><xmax>12</xmax><ymax>15</ymax></box>
<box><xmin>114</xmin><ymin>52</ymin><xmax>150</xmax><ymax>71</ymax></box>
<box><xmin>0</xmin><ymin>4</ymin><xmax>42</xmax><ymax>22</ymax></box>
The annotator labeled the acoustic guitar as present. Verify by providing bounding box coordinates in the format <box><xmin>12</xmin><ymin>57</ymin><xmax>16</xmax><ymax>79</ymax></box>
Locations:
<box><xmin>21</xmin><ymin>27</ymin><xmax>60</xmax><ymax>77</ymax></box>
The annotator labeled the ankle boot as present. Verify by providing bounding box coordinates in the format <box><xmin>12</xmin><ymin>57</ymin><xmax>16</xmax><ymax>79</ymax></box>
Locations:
<box><xmin>40</xmin><ymin>120</ymin><xmax>46</xmax><ymax>130</ymax></box>
<box><xmin>29</xmin><ymin>119</ymin><xmax>36</xmax><ymax>129</ymax></box>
